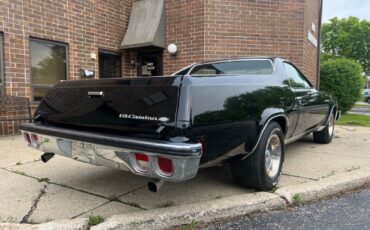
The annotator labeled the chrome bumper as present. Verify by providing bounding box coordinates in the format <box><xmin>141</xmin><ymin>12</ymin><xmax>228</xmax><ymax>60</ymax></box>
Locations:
<box><xmin>20</xmin><ymin>123</ymin><xmax>202</xmax><ymax>182</ymax></box>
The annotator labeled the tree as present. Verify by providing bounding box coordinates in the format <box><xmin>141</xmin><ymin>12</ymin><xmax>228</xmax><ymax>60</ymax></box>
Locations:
<box><xmin>321</xmin><ymin>17</ymin><xmax>370</xmax><ymax>76</ymax></box>
<box><xmin>320</xmin><ymin>58</ymin><xmax>365</xmax><ymax>113</ymax></box>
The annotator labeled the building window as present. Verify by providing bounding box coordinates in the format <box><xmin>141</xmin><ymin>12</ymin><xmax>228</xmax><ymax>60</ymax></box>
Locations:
<box><xmin>0</xmin><ymin>33</ymin><xmax>4</xmax><ymax>95</ymax></box>
<box><xmin>99</xmin><ymin>51</ymin><xmax>122</xmax><ymax>78</ymax></box>
<box><xmin>30</xmin><ymin>38</ymin><xmax>67</xmax><ymax>101</ymax></box>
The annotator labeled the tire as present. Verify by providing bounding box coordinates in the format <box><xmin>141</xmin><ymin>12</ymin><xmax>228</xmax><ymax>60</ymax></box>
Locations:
<box><xmin>230</xmin><ymin>121</ymin><xmax>284</xmax><ymax>191</ymax></box>
<box><xmin>313</xmin><ymin>112</ymin><xmax>335</xmax><ymax>144</ymax></box>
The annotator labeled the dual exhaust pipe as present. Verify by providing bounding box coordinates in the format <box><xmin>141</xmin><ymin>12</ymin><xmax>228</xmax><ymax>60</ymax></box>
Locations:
<box><xmin>41</xmin><ymin>152</ymin><xmax>165</xmax><ymax>193</ymax></box>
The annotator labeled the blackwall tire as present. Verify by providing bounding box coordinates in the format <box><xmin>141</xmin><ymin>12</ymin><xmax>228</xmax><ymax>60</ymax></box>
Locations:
<box><xmin>313</xmin><ymin>112</ymin><xmax>335</xmax><ymax>144</ymax></box>
<box><xmin>230</xmin><ymin>121</ymin><xmax>284</xmax><ymax>191</ymax></box>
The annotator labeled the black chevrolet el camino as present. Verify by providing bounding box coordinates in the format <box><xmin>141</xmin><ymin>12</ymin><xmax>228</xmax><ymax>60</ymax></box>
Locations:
<box><xmin>20</xmin><ymin>58</ymin><xmax>340</xmax><ymax>191</ymax></box>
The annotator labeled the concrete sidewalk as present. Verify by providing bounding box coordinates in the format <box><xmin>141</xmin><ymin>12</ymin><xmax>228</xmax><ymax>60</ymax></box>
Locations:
<box><xmin>0</xmin><ymin>126</ymin><xmax>369</xmax><ymax>228</ymax></box>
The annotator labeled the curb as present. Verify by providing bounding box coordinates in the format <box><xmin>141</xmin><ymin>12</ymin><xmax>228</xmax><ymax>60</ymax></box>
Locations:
<box><xmin>92</xmin><ymin>192</ymin><xmax>284</xmax><ymax>230</ymax></box>
<box><xmin>0</xmin><ymin>218</ymin><xmax>87</xmax><ymax>230</ymax></box>
<box><xmin>1</xmin><ymin>167</ymin><xmax>369</xmax><ymax>230</ymax></box>
<box><xmin>93</xmin><ymin>167</ymin><xmax>370</xmax><ymax>230</ymax></box>
<box><xmin>275</xmin><ymin>167</ymin><xmax>370</xmax><ymax>204</ymax></box>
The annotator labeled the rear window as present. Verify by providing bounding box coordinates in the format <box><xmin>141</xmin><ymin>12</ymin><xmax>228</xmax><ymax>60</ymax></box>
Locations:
<box><xmin>190</xmin><ymin>60</ymin><xmax>273</xmax><ymax>76</ymax></box>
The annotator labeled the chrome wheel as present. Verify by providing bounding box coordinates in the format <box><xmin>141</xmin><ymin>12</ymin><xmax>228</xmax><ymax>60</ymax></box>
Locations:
<box><xmin>265</xmin><ymin>130</ymin><xmax>282</xmax><ymax>179</ymax></box>
<box><xmin>328</xmin><ymin>113</ymin><xmax>334</xmax><ymax>137</ymax></box>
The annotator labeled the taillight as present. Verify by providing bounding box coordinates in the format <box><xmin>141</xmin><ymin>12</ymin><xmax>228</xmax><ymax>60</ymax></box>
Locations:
<box><xmin>197</xmin><ymin>137</ymin><xmax>205</xmax><ymax>153</ymax></box>
<box><xmin>23</xmin><ymin>133</ymin><xmax>31</xmax><ymax>146</ymax></box>
<box><xmin>135</xmin><ymin>153</ymin><xmax>150</xmax><ymax>172</ymax></box>
<box><xmin>157</xmin><ymin>157</ymin><xmax>173</xmax><ymax>176</ymax></box>
<box><xmin>31</xmin><ymin>134</ymin><xmax>40</xmax><ymax>148</ymax></box>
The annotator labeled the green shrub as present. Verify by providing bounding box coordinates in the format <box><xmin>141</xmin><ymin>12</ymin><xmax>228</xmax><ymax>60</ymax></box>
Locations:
<box><xmin>320</xmin><ymin>58</ymin><xmax>365</xmax><ymax>113</ymax></box>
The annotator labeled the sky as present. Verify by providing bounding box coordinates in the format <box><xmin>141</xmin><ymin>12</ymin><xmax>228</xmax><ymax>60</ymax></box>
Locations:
<box><xmin>323</xmin><ymin>0</ymin><xmax>370</xmax><ymax>22</ymax></box>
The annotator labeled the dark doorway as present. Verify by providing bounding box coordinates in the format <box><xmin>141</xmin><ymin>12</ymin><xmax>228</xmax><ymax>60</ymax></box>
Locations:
<box><xmin>137</xmin><ymin>51</ymin><xmax>163</xmax><ymax>77</ymax></box>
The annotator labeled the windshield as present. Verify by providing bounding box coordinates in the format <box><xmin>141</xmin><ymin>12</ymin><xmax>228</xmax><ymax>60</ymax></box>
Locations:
<box><xmin>190</xmin><ymin>60</ymin><xmax>273</xmax><ymax>76</ymax></box>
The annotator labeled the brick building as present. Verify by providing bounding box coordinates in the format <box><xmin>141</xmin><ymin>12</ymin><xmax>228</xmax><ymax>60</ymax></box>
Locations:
<box><xmin>0</xmin><ymin>0</ymin><xmax>322</xmax><ymax>135</ymax></box>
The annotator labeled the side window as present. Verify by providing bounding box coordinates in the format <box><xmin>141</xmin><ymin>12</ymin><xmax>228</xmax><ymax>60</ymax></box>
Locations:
<box><xmin>190</xmin><ymin>64</ymin><xmax>217</xmax><ymax>75</ymax></box>
<box><xmin>174</xmin><ymin>67</ymin><xmax>190</xmax><ymax>76</ymax></box>
<box><xmin>283</xmin><ymin>63</ymin><xmax>311</xmax><ymax>89</ymax></box>
<box><xmin>0</xmin><ymin>33</ymin><xmax>3</xmax><ymax>95</ymax></box>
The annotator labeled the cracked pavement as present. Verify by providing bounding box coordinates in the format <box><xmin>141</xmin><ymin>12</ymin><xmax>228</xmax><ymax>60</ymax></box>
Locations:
<box><xmin>0</xmin><ymin>126</ymin><xmax>370</xmax><ymax>224</ymax></box>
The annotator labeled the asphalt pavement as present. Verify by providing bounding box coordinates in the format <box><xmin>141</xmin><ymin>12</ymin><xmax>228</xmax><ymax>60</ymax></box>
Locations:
<box><xmin>203</xmin><ymin>185</ymin><xmax>370</xmax><ymax>230</ymax></box>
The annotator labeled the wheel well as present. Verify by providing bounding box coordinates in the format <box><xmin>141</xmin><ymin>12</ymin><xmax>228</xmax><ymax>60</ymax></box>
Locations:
<box><xmin>272</xmin><ymin>116</ymin><xmax>287</xmax><ymax>137</ymax></box>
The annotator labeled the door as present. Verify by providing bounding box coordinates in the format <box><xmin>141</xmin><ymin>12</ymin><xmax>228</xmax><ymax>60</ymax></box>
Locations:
<box><xmin>137</xmin><ymin>51</ymin><xmax>163</xmax><ymax>77</ymax></box>
<box><xmin>283</xmin><ymin>62</ymin><xmax>329</xmax><ymax>136</ymax></box>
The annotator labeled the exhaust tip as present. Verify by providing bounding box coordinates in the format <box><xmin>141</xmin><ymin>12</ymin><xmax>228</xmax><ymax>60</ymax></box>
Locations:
<box><xmin>41</xmin><ymin>152</ymin><xmax>55</xmax><ymax>163</ymax></box>
<box><xmin>148</xmin><ymin>182</ymin><xmax>158</xmax><ymax>193</ymax></box>
<box><xmin>147</xmin><ymin>180</ymin><xmax>165</xmax><ymax>193</ymax></box>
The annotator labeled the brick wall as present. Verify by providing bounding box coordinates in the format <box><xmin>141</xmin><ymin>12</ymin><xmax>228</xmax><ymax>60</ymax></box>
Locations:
<box><xmin>0</xmin><ymin>0</ymin><xmax>127</xmax><ymax>99</ymax></box>
<box><xmin>0</xmin><ymin>0</ymin><xmax>320</xmax><ymax>90</ymax></box>
<box><xmin>202</xmin><ymin>0</ymin><xmax>318</xmax><ymax>85</ymax></box>
<box><xmin>161</xmin><ymin>0</ymin><xmax>320</xmax><ymax>85</ymax></box>
<box><xmin>0</xmin><ymin>0</ymin><xmax>321</xmax><ymax>135</ymax></box>
<box><xmin>0</xmin><ymin>96</ymin><xmax>31</xmax><ymax>136</ymax></box>
<box><xmin>163</xmin><ymin>0</ymin><xmax>205</xmax><ymax>75</ymax></box>
<box><xmin>303</xmin><ymin>0</ymin><xmax>321</xmax><ymax>85</ymax></box>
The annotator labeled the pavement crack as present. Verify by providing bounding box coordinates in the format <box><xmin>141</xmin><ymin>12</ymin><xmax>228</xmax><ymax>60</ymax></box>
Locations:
<box><xmin>70</xmin><ymin>201</ymin><xmax>110</xmax><ymax>219</ymax></box>
<box><xmin>118</xmin><ymin>184</ymin><xmax>147</xmax><ymax>198</ymax></box>
<box><xmin>4</xmin><ymin>159</ymin><xmax>41</xmax><ymax>168</ymax></box>
<box><xmin>20</xmin><ymin>184</ymin><xmax>48</xmax><ymax>223</ymax></box>
<box><xmin>282</xmin><ymin>173</ymin><xmax>318</xmax><ymax>181</ymax></box>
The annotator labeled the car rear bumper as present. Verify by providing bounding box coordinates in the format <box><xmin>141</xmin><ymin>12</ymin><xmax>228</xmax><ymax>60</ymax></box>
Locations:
<box><xmin>20</xmin><ymin>123</ymin><xmax>202</xmax><ymax>182</ymax></box>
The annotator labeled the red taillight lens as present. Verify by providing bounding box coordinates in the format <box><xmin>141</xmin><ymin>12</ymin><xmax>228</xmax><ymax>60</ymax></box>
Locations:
<box><xmin>23</xmin><ymin>133</ymin><xmax>31</xmax><ymax>145</ymax></box>
<box><xmin>31</xmin><ymin>134</ymin><xmax>39</xmax><ymax>142</ymax></box>
<box><xmin>135</xmin><ymin>153</ymin><xmax>150</xmax><ymax>172</ymax></box>
<box><xmin>30</xmin><ymin>134</ymin><xmax>40</xmax><ymax>148</ymax></box>
<box><xmin>157</xmin><ymin>157</ymin><xmax>173</xmax><ymax>176</ymax></box>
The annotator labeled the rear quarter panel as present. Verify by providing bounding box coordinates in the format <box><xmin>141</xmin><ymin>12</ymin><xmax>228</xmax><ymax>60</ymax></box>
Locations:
<box><xmin>178</xmin><ymin>75</ymin><xmax>295</xmax><ymax>164</ymax></box>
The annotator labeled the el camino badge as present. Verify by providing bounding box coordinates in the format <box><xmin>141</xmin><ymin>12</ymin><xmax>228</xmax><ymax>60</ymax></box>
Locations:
<box><xmin>119</xmin><ymin>114</ymin><xmax>169</xmax><ymax>122</ymax></box>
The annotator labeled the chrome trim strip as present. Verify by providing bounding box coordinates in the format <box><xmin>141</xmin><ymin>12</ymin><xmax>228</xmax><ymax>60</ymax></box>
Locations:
<box><xmin>323</xmin><ymin>106</ymin><xmax>336</xmax><ymax>127</ymax></box>
<box><xmin>20</xmin><ymin>123</ymin><xmax>202</xmax><ymax>157</ymax></box>
<box><xmin>284</xmin><ymin>126</ymin><xmax>320</xmax><ymax>145</ymax></box>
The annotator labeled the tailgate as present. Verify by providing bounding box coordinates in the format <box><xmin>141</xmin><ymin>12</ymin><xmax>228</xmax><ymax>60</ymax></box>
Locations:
<box><xmin>35</xmin><ymin>77</ymin><xmax>182</xmax><ymax>134</ymax></box>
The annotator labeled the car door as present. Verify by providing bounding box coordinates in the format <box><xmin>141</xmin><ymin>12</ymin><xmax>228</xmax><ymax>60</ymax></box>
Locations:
<box><xmin>283</xmin><ymin>62</ymin><xmax>329</xmax><ymax>136</ymax></box>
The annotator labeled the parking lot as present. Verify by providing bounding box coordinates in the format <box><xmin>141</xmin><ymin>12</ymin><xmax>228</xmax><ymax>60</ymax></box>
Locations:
<box><xmin>0</xmin><ymin>125</ymin><xmax>370</xmax><ymax>224</ymax></box>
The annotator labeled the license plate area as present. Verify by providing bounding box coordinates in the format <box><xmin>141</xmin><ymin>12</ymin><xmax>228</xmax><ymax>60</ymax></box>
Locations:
<box><xmin>72</xmin><ymin>141</ymin><xmax>96</xmax><ymax>163</ymax></box>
